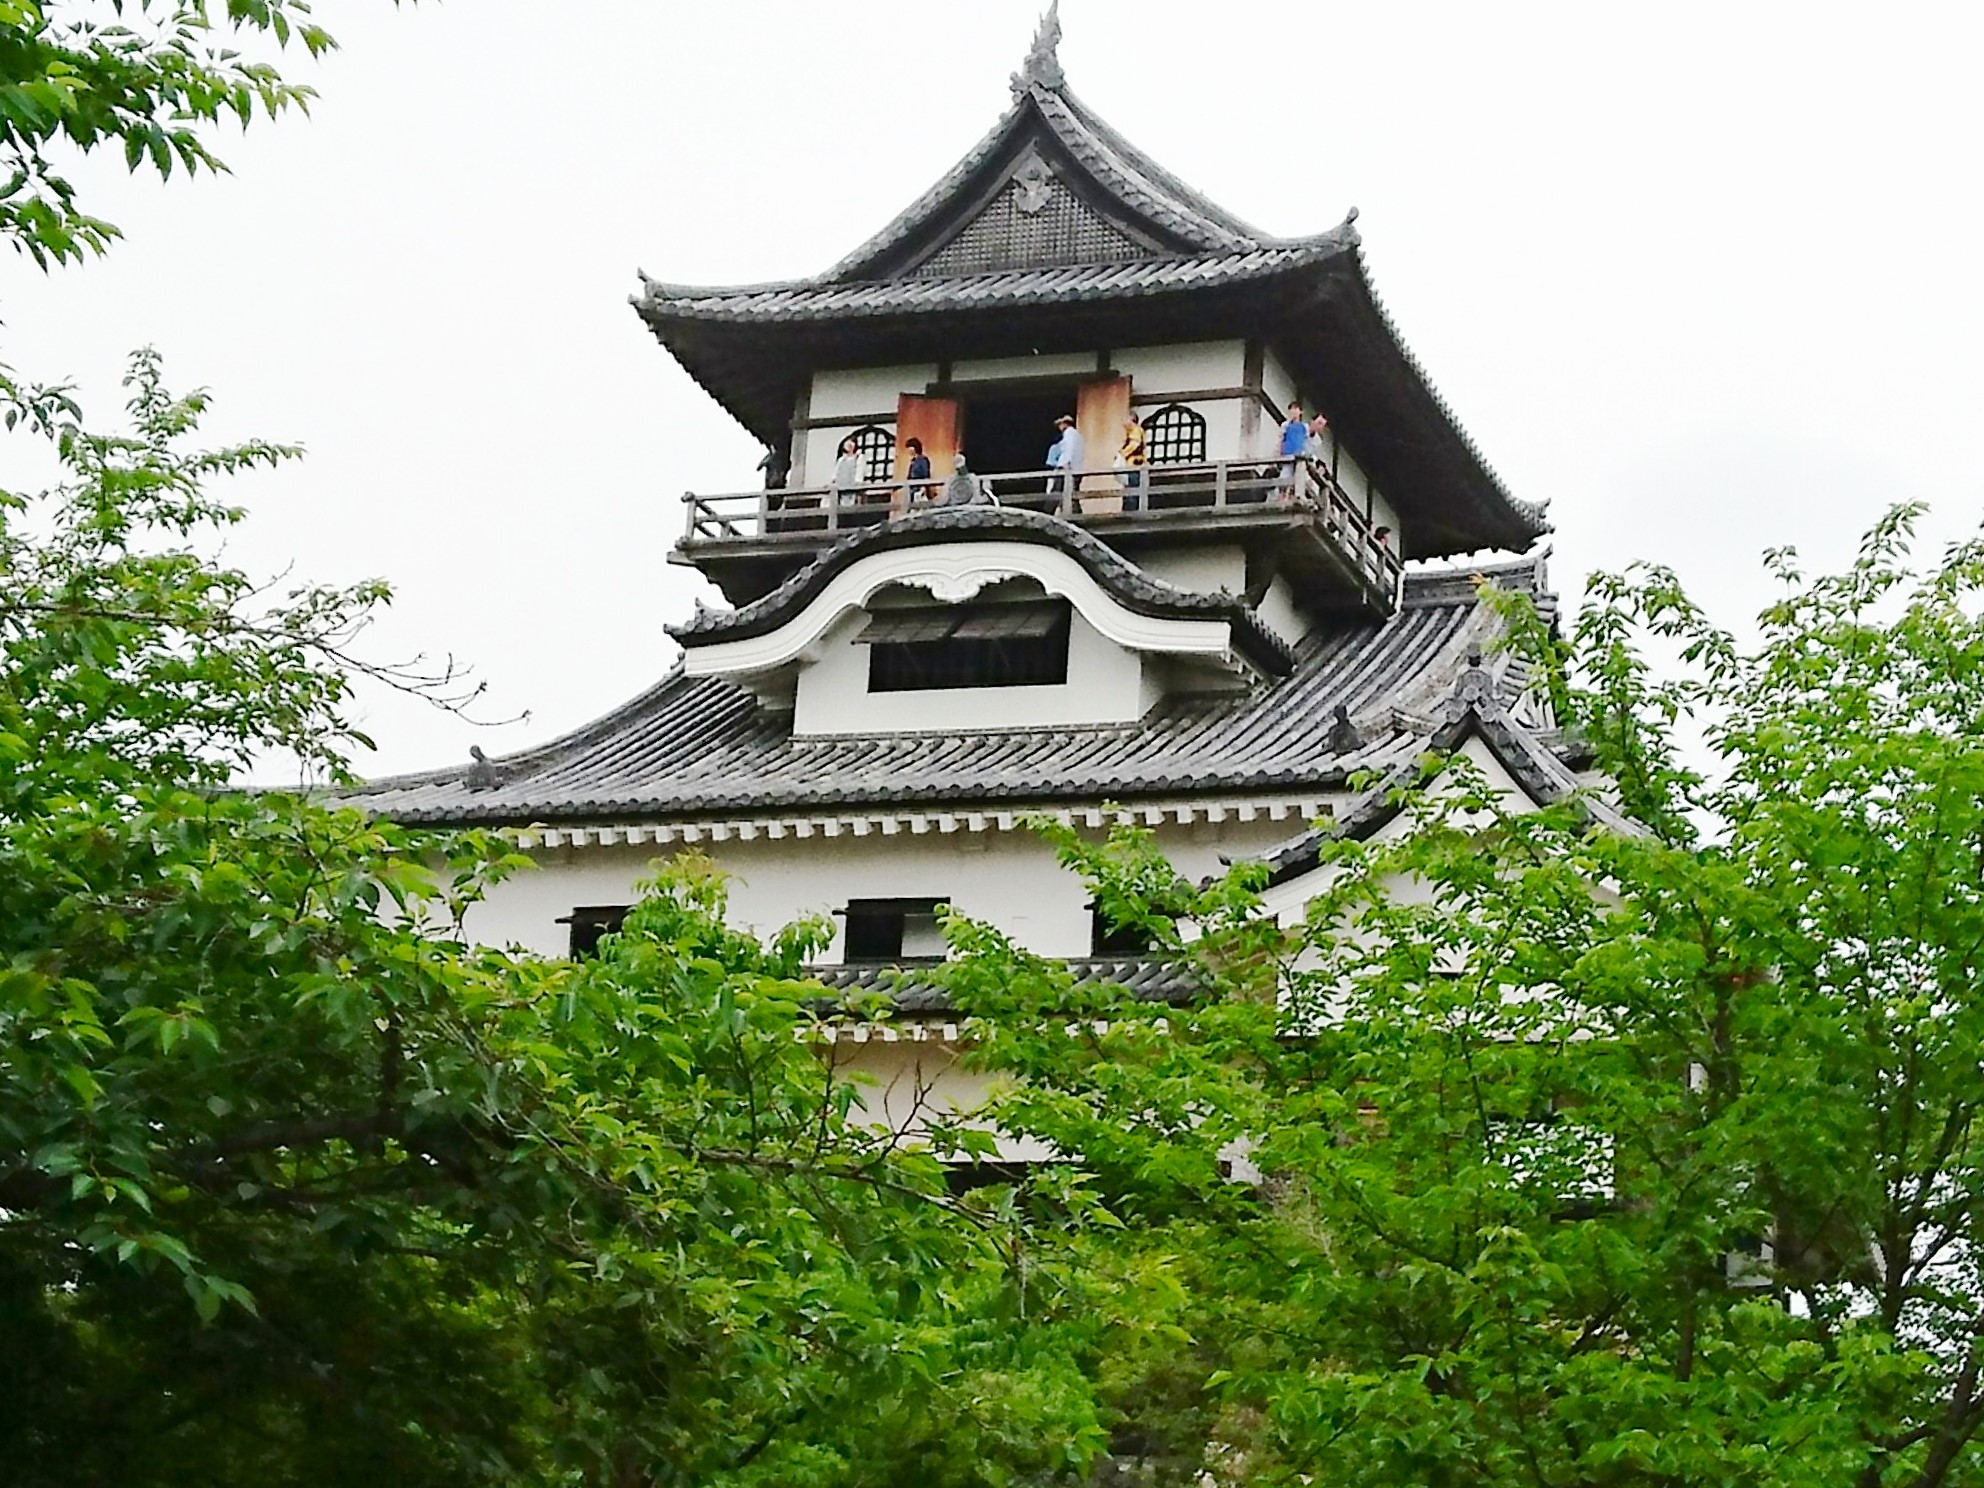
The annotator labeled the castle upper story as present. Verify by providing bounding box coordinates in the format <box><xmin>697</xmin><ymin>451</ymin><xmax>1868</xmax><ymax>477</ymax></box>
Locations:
<box><xmin>634</xmin><ymin>6</ymin><xmax>1547</xmax><ymax>617</ymax></box>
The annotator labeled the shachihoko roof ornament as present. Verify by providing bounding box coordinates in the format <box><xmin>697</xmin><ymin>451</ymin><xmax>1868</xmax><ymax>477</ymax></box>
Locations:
<box><xmin>1010</xmin><ymin>1</ymin><xmax>1065</xmax><ymax>96</ymax></box>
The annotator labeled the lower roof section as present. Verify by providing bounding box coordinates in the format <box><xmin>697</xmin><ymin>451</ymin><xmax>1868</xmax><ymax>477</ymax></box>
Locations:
<box><xmin>345</xmin><ymin>555</ymin><xmax>1557</xmax><ymax>829</ymax></box>
<box><xmin>809</xmin><ymin>955</ymin><xmax>1200</xmax><ymax>1016</ymax></box>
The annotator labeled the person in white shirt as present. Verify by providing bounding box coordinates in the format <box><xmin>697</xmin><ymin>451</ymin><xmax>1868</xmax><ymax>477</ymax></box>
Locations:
<box><xmin>1046</xmin><ymin>414</ymin><xmax>1084</xmax><ymax>501</ymax></box>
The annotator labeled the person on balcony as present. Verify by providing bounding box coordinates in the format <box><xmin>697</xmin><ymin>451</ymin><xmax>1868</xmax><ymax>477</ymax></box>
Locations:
<box><xmin>1047</xmin><ymin>414</ymin><xmax>1084</xmax><ymax>500</ymax></box>
<box><xmin>903</xmin><ymin>437</ymin><xmax>932</xmax><ymax>504</ymax></box>
<box><xmin>831</xmin><ymin>435</ymin><xmax>862</xmax><ymax>503</ymax></box>
<box><xmin>1306</xmin><ymin>411</ymin><xmax>1330</xmax><ymax>464</ymax></box>
<box><xmin>1279</xmin><ymin>401</ymin><xmax>1309</xmax><ymax>494</ymax></box>
<box><xmin>1117</xmin><ymin>412</ymin><xmax>1147</xmax><ymax>511</ymax></box>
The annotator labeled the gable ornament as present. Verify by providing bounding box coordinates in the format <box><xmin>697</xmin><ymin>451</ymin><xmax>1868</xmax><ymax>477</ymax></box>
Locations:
<box><xmin>1013</xmin><ymin>158</ymin><xmax>1056</xmax><ymax>216</ymax></box>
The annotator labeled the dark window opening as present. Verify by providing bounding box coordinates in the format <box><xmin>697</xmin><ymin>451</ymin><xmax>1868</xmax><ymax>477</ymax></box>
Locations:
<box><xmin>850</xmin><ymin>424</ymin><xmax>895</xmax><ymax>483</ymax></box>
<box><xmin>841</xmin><ymin>896</ymin><xmax>948</xmax><ymax>964</ymax></box>
<box><xmin>956</xmin><ymin>386</ymin><xmax>1076</xmax><ymax>498</ymax></box>
<box><xmin>1090</xmin><ymin>903</ymin><xmax>1158</xmax><ymax>956</ymax></box>
<box><xmin>945</xmin><ymin>1160</ymin><xmax>1037</xmax><ymax>1196</ymax></box>
<box><xmin>559</xmin><ymin>904</ymin><xmax>629</xmax><ymax>960</ymax></box>
<box><xmin>1143</xmin><ymin>403</ymin><xmax>1207</xmax><ymax>465</ymax></box>
<box><xmin>862</xmin><ymin>601</ymin><xmax>1071</xmax><ymax>692</ymax></box>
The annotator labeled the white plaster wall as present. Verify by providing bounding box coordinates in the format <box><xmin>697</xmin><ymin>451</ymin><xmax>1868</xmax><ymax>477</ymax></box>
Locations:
<box><xmin>1201</xmin><ymin>397</ymin><xmax>1250</xmax><ymax>461</ymax></box>
<box><xmin>1113</xmin><ymin>340</ymin><xmax>1244</xmax><ymax>393</ymax></box>
<box><xmin>1368</xmin><ymin>484</ymin><xmax>1401</xmax><ymax>542</ymax></box>
<box><xmin>810</xmin><ymin>364</ymin><xmax>935</xmax><ymax>419</ymax></box>
<box><xmin>829</xmin><ymin>1042</ymin><xmax>1058</xmax><ymax>1162</ymax></box>
<box><xmin>460</xmin><ymin>815</ymin><xmax>1309</xmax><ymax>963</ymax></box>
<box><xmin>1137</xmin><ymin>544</ymin><xmax>1246</xmax><ymax>596</ymax></box>
<box><xmin>1261</xmin><ymin>349</ymin><xmax>1299</xmax><ymax>415</ymax></box>
<box><xmin>793</xmin><ymin>346</ymin><xmax>1265</xmax><ymax>480</ymax></box>
<box><xmin>1253</xmin><ymin>573</ymin><xmax>1311</xmax><ymax>646</ymax></box>
<box><xmin>793</xmin><ymin>606</ymin><xmax>1157</xmax><ymax>735</ymax></box>
<box><xmin>1115</xmin><ymin>342</ymin><xmax>1252</xmax><ymax>462</ymax></box>
<box><xmin>1308</xmin><ymin>427</ymin><xmax>1401</xmax><ymax>544</ymax></box>
<box><xmin>951</xmin><ymin>352</ymin><xmax>1098</xmax><ymax>383</ymax></box>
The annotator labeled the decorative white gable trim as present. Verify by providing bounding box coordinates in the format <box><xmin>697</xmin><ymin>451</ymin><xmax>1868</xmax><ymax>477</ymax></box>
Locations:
<box><xmin>681</xmin><ymin>540</ymin><xmax>1240</xmax><ymax>680</ymax></box>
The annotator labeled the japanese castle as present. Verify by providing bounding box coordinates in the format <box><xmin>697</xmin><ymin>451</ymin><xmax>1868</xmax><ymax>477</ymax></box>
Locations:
<box><xmin>355</xmin><ymin>11</ymin><xmax>1589</xmax><ymax>1089</ymax></box>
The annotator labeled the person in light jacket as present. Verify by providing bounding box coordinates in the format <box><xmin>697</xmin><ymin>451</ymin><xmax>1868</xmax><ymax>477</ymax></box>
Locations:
<box><xmin>1046</xmin><ymin>414</ymin><xmax>1084</xmax><ymax>501</ymax></box>
<box><xmin>831</xmin><ymin>435</ymin><xmax>862</xmax><ymax>500</ymax></box>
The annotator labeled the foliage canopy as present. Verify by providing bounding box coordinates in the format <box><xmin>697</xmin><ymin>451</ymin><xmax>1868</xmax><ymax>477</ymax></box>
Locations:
<box><xmin>0</xmin><ymin>0</ymin><xmax>337</xmax><ymax>268</ymax></box>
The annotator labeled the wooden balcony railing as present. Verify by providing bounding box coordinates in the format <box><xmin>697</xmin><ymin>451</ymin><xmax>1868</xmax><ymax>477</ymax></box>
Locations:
<box><xmin>680</xmin><ymin>457</ymin><xmax>1403</xmax><ymax>606</ymax></box>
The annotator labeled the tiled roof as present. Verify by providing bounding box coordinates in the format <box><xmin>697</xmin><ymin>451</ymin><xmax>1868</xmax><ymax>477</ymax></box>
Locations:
<box><xmin>807</xmin><ymin>955</ymin><xmax>1200</xmax><ymax>1014</ymax></box>
<box><xmin>670</xmin><ymin>505</ymin><xmax>1298</xmax><ymax>677</ymax></box>
<box><xmin>1258</xmin><ymin>649</ymin><xmax>1642</xmax><ymax>887</ymax></box>
<box><xmin>346</xmin><ymin>556</ymin><xmax>1553</xmax><ymax>828</ymax></box>
<box><xmin>817</xmin><ymin>77</ymin><xmax>1270</xmax><ymax>283</ymax></box>
<box><xmin>637</xmin><ymin>240</ymin><xmax>1347</xmax><ymax>324</ymax></box>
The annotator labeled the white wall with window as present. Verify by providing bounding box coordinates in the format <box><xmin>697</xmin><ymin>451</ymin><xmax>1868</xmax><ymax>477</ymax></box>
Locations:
<box><xmin>456</xmin><ymin>814</ymin><xmax>1306</xmax><ymax>965</ymax></box>
<box><xmin>792</xmin><ymin>595</ymin><xmax>1161</xmax><ymax>736</ymax></box>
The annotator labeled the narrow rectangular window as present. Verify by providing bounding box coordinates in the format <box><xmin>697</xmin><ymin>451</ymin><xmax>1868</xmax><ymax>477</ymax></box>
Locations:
<box><xmin>1090</xmin><ymin>903</ymin><xmax>1157</xmax><ymax>956</ymax></box>
<box><xmin>559</xmin><ymin>905</ymin><xmax>629</xmax><ymax>960</ymax></box>
<box><xmin>842</xmin><ymin>897</ymin><xmax>948</xmax><ymax>963</ymax></box>
<box><xmin>859</xmin><ymin>601</ymin><xmax>1070</xmax><ymax>692</ymax></box>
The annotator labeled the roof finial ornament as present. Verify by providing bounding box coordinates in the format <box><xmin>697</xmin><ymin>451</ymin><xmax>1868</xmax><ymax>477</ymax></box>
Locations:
<box><xmin>465</xmin><ymin>744</ymin><xmax>503</xmax><ymax>792</ymax></box>
<box><xmin>1443</xmin><ymin>645</ymin><xmax>1500</xmax><ymax>719</ymax></box>
<box><xmin>1326</xmin><ymin>703</ymin><xmax>1366</xmax><ymax>756</ymax></box>
<box><xmin>1010</xmin><ymin>0</ymin><xmax>1065</xmax><ymax>97</ymax></box>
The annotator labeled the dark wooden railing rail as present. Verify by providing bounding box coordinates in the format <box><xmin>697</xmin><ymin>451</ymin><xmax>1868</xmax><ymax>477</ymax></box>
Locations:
<box><xmin>680</xmin><ymin>457</ymin><xmax>1401</xmax><ymax>605</ymax></box>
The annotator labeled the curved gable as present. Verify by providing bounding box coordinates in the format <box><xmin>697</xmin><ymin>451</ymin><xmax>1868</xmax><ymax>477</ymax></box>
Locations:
<box><xmin>682</xmin><ymin>538</ymin><xmax>1252</xmax><ymax>686</ymax></box>
<box><xmin>669</xmin><ymin>507</ymin><xmax>1295</xmax><ymax>679</ymax></box>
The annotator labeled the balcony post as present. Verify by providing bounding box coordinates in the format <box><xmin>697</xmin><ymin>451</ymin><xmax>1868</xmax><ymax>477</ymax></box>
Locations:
<box><xmin>1214</xmin><ymin>461</ymin><xmax>1227</xmax><ymax>507</ymax></box>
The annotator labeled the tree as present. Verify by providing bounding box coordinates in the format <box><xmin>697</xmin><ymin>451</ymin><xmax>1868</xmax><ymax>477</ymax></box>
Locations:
<box><xmin>0</xmin><ymin>0</ymin><xmax>339</xmax><ymax>269</ymax></box>
<box><xmin>944</xmin><ymin>504</ymin><xmax>1984</xmax><ymax>1486</ymax></box>
<box><xmin>0</xmin><ymin>355</ymin><xmax>1116</xmax><ymax>1487</ymax></box>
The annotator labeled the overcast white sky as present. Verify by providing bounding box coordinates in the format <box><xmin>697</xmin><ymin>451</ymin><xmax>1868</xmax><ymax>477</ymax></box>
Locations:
<box><xmin>5</xmin><ymin>0</ymin><xmax>1980</xmax><ymax>777</ymax></box>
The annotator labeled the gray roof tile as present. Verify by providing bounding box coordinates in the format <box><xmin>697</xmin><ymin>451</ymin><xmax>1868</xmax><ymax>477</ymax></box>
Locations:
<box><xmin>347</xmin><ymin>556</ymin><xmax>1551</xmax><ymax>827</ymax></box>
<box><xmin>637</xmin><ymin>241</ymin><xmax>1347</xmax><ymax>324</ymax></box>
<box><xmin>807</xmin><ymin>955</ymin><xmax>1200</xmax><ymax>1014</ymax></box>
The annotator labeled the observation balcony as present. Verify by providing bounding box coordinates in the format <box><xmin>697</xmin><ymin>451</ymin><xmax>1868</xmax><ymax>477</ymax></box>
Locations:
<box><xmin>674</xmin><ymin>457</ymin><xmax>1404</xmax><ymax>616</ymax></box>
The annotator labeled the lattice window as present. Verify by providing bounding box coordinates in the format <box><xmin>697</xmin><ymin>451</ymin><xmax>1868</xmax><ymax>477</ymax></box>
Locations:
<box><xmin>1143</xmin><ymin>404</ymin><xmax>1207</xmax><ymax>466</ymax></box>
<box><xmin>852</xmin><ymin>425</ymin><xmax>895</xmax><ymax>483</ymax></box>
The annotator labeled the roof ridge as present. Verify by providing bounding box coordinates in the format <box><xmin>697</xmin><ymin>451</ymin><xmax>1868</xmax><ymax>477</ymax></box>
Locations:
<box><xmin>340</xmin><ymin>660</ymin><xmax>696</xmax><ymax>800</ymax></box>
<box><xmin>1401</xmin><ymin>550</ymin><xmax>1553</xmax><ymax>606</ymax></box>
<box><xmin>803</xmin><ymin>19</ymin><xmax>1293</xmax><ymax>284</ymax></box>
<box><xmin>1047</xmin><ymin>85</ymin><xmax>1266</xmax><ymax>247</ymax></box>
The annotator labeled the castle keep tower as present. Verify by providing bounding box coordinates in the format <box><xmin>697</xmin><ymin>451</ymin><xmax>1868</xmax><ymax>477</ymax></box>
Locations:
<box><xmin>353</xmin><ymin>15</ymin><xmax>1588</xmax><ymax>1087</ymax></box>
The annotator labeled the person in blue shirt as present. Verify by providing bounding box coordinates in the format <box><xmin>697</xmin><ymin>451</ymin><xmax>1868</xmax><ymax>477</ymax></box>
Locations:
<box><xmin>1279</xmin><ymin>400</ymin><xmax>1309</xmax><ymax>494</ymax></box>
